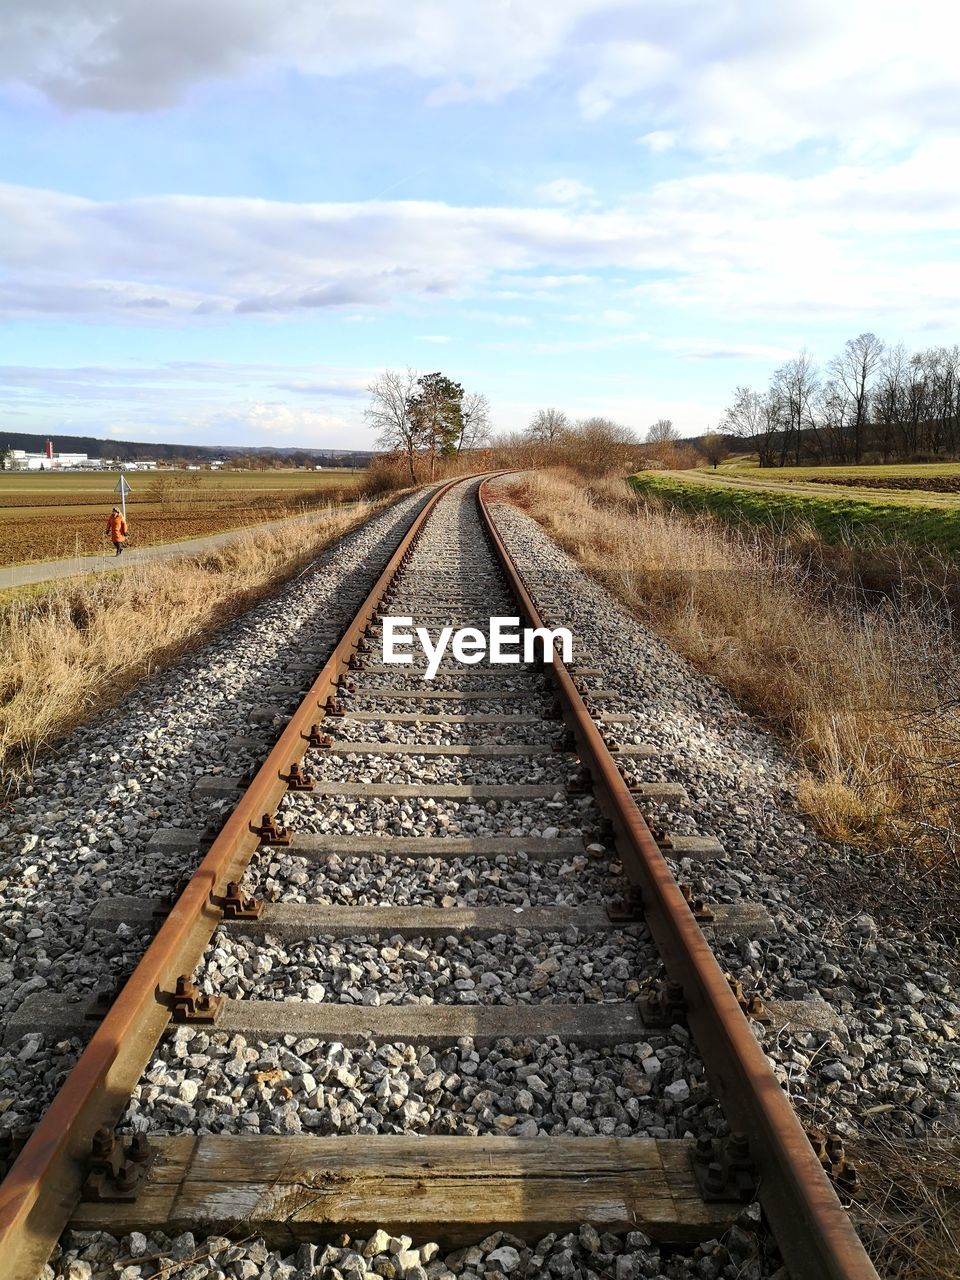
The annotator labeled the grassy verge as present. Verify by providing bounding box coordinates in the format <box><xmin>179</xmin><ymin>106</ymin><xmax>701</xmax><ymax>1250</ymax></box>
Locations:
<box><xmin>507</xmin><ymin>470</ymin><xmax>959</xmax><ymax>881</ymax></box>
<box><xmin>630</xmin><ymin>472</ymin><xmax>960</xmax><ymax>556</ymax></box>
<box><xmin>0</xmin><ymin>495</ymin><xmax>387</xmax><ymax>784</ymax></box>
<box><xmin>718</xmin><ymin>460</ymin><xmax>960</xmax><ymax>487</ymax></box>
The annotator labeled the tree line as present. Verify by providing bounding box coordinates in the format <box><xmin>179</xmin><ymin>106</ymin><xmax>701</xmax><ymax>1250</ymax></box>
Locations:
<box><xmin>724</xmin><ymin>336</ymin><xmax>960</xmax><ymax>467</ymax></box>
<box><xmin>366</xmin><ymin>372</ymin><xmax>711</xmax><ymax>481</ymax></box>
<box><xmin>366</xmin><ymin>369</ymin><xmax>491</xmax><ymax>482</ymax></box>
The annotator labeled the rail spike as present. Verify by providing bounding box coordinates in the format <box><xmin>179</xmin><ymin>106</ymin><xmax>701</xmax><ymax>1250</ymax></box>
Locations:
<box><xmin>692</xmin><ymin>1132</ymin><xmax>758</xmax><ymax>1203</ymax></box>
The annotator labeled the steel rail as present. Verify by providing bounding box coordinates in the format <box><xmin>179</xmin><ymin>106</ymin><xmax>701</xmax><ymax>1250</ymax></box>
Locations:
<box><xmin>0</xmin><ymin>476</ymin><xmax>465</xmax><ymax>1280</ymax></box>
<box><xmin>476</xmin><ymin>477</ymin><xmax>879</xmax><ymax>1280</ymax></box>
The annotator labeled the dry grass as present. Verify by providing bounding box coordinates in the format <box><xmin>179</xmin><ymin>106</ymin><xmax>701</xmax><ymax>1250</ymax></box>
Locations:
<box><xmin>850</xmin><ymin>1130</ymin><xmax>960</xmax><ymax>1279</ymax></box>
<box><xmin>0</xmin><ymin>497</ymin><xmax>384</xmax><ymax>785</ymax></box>
<box><xmin>506</xmin><ymin>470</ymin><xmax>960</xmax><ymax>880</ymax></box>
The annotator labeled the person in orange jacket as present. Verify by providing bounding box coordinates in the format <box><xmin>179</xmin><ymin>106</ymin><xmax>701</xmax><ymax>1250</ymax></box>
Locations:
<box><xmin>105</xmin><ymin>506</ymin><xmax>128</xmax><ymax>556</ymax></box>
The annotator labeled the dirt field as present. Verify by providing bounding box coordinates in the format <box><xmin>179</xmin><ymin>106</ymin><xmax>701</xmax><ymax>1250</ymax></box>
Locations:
<box><xmin>0</xmin><ymin>469</ymin><xmax>362</xmax><ymax>566</ymax></box>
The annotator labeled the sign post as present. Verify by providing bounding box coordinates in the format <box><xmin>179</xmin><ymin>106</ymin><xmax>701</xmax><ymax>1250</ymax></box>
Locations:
<box><xmin>114</xmin><ymin>473</ymin><xmax>132</xmax><ymax>521</ymax></box>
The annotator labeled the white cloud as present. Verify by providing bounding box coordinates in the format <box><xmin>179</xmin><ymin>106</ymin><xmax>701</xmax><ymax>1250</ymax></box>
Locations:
<box><xmin>3</xmin><ymin>2</ymin><xmax>958</xmax><ymax>167</ymax></box>
<box><xmin>489</xmin><ymin>332</ymin><xmax>651</xmax><ymax>354</ymax></box>
<box><xmin>576</xmin><ymin>39</ymin><xmax>677</xmax><ymax>121</ymax></box>
<box><xmin>415</xmin><ymin>334</ymin><xmax>451</xmax><ymax>343</ymax></box>
<box><xmin>577</xmin><ymin>1</ymin><xmax>960</xmax><ymax>157</ymax></box>
<box><xmin>537</xmin><ymin>179</ymin><xmax>596</xmax><ymax>205</ymax></box>
<box><xmin>1</xmin><ymin>136</ymin><xmax>959</xmax><ymax>328</ymax></box>
<box><xmin>199</xmin><ymin>401</ymin><xmax>368</xmax><ymax>448</ymax></box>
<box><xmin>209</xmin><ymin>401</ymin><xmax>352</xmax><ymax>438</ymax></box>
<box><xmin>655</xmin><ymin>339</ymin><xmax>798</xmax><ymax>361</ymax></box>
<box><xmin>0</xmin><ymin>361</ymin><xmax>379</xmax><ymax>449</ymax></box>
<box><xmin>638</xmin><ymin>130</ymin><xmax>676</xmax><ymax>154</ymax></box>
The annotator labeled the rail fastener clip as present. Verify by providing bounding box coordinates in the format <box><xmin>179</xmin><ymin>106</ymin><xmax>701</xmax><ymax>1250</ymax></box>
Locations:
<box><xmin>254</xmin><ymin>813</ymin><xmax>292</xmax><ymax>846</ymax></box>
<box><xmin>83</xmin><ymin>1130</ymin><xmax>155</xmax><ymax>1204</ymax></box>
<box><xmin>219</xmin><ymin>882</ymin><xmax>264</xmax><ymax>921</ymax></box>
<box><xmin>284</xmin><ymin>761</ymin><xmax>316</xmax><ymax>791</ymax></box>
<box><xmin>170</xmin><ymin>975</ymin><xmax>224</xmax><ymax>1025</ymax></box>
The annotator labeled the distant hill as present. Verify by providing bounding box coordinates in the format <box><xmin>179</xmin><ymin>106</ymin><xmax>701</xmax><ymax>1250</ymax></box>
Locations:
<box><xmin>0</xmin><ymin>429</ymin><xmax>373</xmax><ymax>468</ymax></box>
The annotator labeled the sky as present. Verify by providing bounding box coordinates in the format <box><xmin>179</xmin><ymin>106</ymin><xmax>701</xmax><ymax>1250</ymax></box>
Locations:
<box><xmin>0</xmin><ymin>1</ymin><xmax>958</xmax><ymax>451</ymax></box>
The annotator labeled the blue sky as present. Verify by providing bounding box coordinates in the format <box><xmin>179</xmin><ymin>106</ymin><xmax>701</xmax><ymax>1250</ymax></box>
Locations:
<box><xmin>1</xmin><ymin>1</ymin><xmax>957</xmax><ymax>449</ymax></box>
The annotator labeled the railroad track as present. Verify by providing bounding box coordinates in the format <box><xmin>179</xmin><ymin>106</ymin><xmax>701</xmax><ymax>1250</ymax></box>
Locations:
<box><xmin>0</xmin><ymin>475</ymin><xmax>879</xmax><ymax>1279</ymax></box>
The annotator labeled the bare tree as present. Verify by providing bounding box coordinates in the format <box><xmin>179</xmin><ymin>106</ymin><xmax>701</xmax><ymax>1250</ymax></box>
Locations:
<box><xmin>458</xmin><ymin>392</ymin><xmax>492</xmax><ymax>454</ymax></box>
<box><xmin>829</xmin><ymin>332</ymin><xmax>884</xmax><ymax>463</ymax></box>
<box><xmin>817</xmin><ymin>378</ymin><xmax>854</xmax><ymax>462</ymax></box>
<box><xmin>773</xmin><ymin>352</ymin><xmax>819</xmax><ymax>465</ymax></box>
<box><xmin>528</xmin><ymin>408</ymin><xmax>569</xmax><ymax>443</ymax></box>
<box><xmin>720</xmin><ymin>329</ymin><xmax>960</xmax><ymax>466</ymax></box>
<box><xmin>872</xmin><ymin>342</ymin><xmax>909</xmax><ymax>463</ymax></box>
<box><xmin>646</xmin><ymin>418</ymin><xmax>678</xmax><ymax>444</ymax></box>
<box><xmin>723</xmin><ymin>388</ymin><xmax>760</xmax><ymax>436</ymax></box>
<box><xmin>364</xmin><ymin>369</ymin><xmax>421</xmax><ymax>483</ymax></box>
<box><xmin>921</xmin><ymin>345</ymin><xmax>960</xmax><ymax>457</ymax></box>
<box><xmin>722</xmin><ymin>386</ymin><xmax>785</xmax><ymax>467</ymax></box>
<box><xmin>147</xmin><ymin>473</ymin><xmax>176</xmax><ymax>503</ymax></box>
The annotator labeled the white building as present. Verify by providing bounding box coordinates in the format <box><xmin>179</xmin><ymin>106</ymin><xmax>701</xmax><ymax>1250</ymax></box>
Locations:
<box><xmin>6</xmin><ymin>445</ymin><xmax>89</xmax><ymax>471</ymax></box>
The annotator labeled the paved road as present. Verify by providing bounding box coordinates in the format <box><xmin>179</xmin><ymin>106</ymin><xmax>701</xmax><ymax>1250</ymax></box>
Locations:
<box><xmin>0</xmin><ymin>509</ymin><xmax>345</xmax><ymax>591</ymax></box>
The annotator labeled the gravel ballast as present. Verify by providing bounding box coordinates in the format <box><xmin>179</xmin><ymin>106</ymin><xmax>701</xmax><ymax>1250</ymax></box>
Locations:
<box><xmin>121</xmin><ymin>1031</ymin><xmax>707</xmax><ymax>1140</ymax></box>
<box><xmin>277</xmin><ymin>793</ymin><xmax>594</xmax><ymax>839</ymax></box>
<box><xmin>243</xmin><ymin>849</ymin><xmax>627</xmax><ymax>908</ymax></box>
<box><xmin>486</xmin><ymin>480</ymin><xmax>960</xmax><ymax>1145</ymax></box>
<box><xmin>195</xmin><ymin>927</ymin><xmax>653</xmax><ymax>1006</ymax></box>
<box><xmin>48</xmin><ymin>1215</ymin><xmax>783</xmax><ymax>1280</ymax></box>
<box><xmin>0</xmin><ymin>488</ymin><xmax>437</xmax><ymax>1122</ymax></box>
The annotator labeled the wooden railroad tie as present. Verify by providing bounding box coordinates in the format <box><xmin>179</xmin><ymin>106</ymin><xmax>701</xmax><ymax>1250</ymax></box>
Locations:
<box><xmin>70</xmin><ymin>1135</ymin><xmax>741</xmax><ymax>1247</ymax></box>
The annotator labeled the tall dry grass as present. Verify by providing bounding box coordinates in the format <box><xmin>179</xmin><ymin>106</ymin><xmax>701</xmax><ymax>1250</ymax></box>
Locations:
<box><xmin>508</xmin><ymin>470</ymin><xmax>959</xmax><ymax>879</ymax></box>
<box><xmin>850</xmin><ymin>1129</ymin><xmax>960</xmax><ymax>1280</ymax></box>
<box><xmin>0</xmin><ymin>498</ymin><xmax>384</xmax><ymax>786</ymax></box>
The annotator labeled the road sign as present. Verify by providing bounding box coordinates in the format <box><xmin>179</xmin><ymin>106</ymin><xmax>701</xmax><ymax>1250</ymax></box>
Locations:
<box><xmin>114</xmin><ymin>473</ymin><xmax>132</xmax><ymax>520</ymax></box>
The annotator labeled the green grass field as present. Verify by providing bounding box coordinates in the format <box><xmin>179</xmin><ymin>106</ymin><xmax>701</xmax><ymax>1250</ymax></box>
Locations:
<box><xmin>630</xmin><ymin>468</ymin><xmax>960</xmax><ymax>556</ymax></box>
<box><xmin>719</xmin><ymin>459</ymin><xmax>960</xmax><ymax>483</ymax></box>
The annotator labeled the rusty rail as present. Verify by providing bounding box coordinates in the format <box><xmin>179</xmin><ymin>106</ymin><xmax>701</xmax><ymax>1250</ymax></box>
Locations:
<box><xmin>0</xmin><ymin>477</ymin><xmax>464</xmax><ymax>1280</ymax></box>
<box><xmin>476</xmin><ymin>477</ymin><xmax>879</xmax><ymax>1280</ymax></box>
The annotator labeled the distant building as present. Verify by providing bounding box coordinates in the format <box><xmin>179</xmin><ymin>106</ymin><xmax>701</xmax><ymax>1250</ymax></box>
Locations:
<box><xmin>6</xmin><ymin>443</ymin><xmax>89</xmax><ymax>471</ymax></box>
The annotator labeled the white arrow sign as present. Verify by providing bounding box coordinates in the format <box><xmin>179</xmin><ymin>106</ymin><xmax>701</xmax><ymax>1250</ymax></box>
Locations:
<box><xmin>114</xmin><ymin>474</ymin><xmax>132</xmax><ymax>520</ymax></box>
